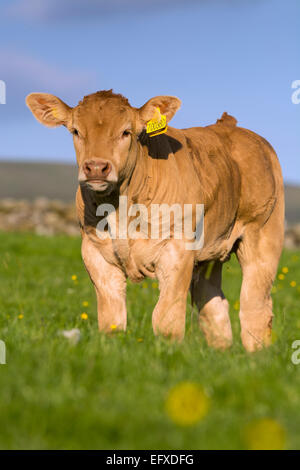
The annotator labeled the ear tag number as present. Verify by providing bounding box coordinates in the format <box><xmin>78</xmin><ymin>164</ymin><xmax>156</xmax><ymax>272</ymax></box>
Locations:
<box><xmin>146</xmin><ymin>107</ymin><xmax>167</xmax><ymax>137</ymax></box>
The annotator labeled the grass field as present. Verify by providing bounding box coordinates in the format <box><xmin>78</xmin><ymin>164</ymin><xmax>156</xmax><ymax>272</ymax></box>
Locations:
<box><xmin>0</xmin><ymin>232</ymin><xmax>299</xmax><ymax>450</ymax></box>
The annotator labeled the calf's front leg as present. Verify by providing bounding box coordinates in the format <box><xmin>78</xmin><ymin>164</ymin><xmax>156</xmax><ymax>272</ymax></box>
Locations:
<box><xmin>81</xmin><ymin>236</ymin><xmax>127</xmax><ymax>332</ymax></box>
<box><xmin>152</xmin><ymin>243</ymin><xmax>194</xmax><ymax>341</ymax></box>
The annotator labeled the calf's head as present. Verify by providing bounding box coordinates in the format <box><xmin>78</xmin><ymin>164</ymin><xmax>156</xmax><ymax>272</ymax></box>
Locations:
<box><xmin>26</xmin><ymin>90</ymin><xmax>181</xmax><ymax>195</ymax></box>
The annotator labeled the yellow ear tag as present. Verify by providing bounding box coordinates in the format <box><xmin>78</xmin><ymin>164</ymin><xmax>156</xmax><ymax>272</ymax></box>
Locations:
<box><xmin>146</xmin><ymin>107</ymin><xmax>167</xmax><ymax>137</ymax></box>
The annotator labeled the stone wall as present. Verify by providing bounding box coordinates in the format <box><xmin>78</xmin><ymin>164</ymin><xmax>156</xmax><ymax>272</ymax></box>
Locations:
<box><xmin>0</xmin><ymin>198</ymin><xmax>79</xmax><ymax>236</ymax></box>
<box><xmin>0</xmin><ymin>198</ymin><xmax>299</xmax><ymax>248</ymax></box>
<box><xmin>285</xmin><ymin>224</ymin><xmax>300</xmax><ymax>250</ymax></box>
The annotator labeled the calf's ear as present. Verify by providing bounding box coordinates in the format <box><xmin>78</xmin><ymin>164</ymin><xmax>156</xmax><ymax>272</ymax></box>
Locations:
<box><xmin>26</xmin><ymin>93</ymin><xmax>71</xmax><ymax>127</ymax></box>
<box><xmin>139</xmin><ymin>95</ymin><xmax>181</xmax><ymax>125</ymax></box>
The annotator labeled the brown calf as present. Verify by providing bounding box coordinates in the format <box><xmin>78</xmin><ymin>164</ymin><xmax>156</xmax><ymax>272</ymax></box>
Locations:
<box><xmin>26</xmin><ymin>90</ymin><xmax>284</xmax><ymax>351</ymax></box>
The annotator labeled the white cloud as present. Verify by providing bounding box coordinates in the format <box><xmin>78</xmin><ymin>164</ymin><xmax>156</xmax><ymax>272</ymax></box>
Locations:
<box><xmin>5</xmin><ymin>0</ymin><xmax>200</xmax><ymax>22</ymax></box>
<box><xmin>0</xmin><ymin>47</ymin><xmax>97</xmax><ymax>118</ymax></box>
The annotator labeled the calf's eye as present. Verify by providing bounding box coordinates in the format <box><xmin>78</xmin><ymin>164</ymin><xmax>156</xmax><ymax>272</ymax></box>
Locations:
<box><xmin>72</xmin><ymin>129</ymin><xmax>79</xmax><ymax>136</ymax></box>
<box><xmin>122</xmin><ymin>130</ymin><xmax>131</xmax><ymax>137</ymax></box>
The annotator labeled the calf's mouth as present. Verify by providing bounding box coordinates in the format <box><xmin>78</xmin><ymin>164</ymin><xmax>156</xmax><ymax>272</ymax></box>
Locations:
<box><xmin>81</xmin><ymin>178</ymin><xmax>116</xmax><ymax>195</ymax></box>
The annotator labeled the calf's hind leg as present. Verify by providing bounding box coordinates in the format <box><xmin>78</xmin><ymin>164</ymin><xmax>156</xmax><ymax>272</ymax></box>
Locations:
<box><xmin>236</xmin><ymin>219</ymin><xmax>284</xmax><ymax>352</ymax></box>
<box><xmin>191</xmin><ymin>260</ymin><xmax>233</xmax><ymax>349</ymax></box>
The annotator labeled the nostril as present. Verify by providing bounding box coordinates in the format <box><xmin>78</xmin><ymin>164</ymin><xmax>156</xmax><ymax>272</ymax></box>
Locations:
<box><xmin>101</xmin><ymin>162</ymin><xmax>111</xmax><ymax>176</ymax></box>
<box><xmin>83</xmin><ymin>160</ymin><xmax>95</xmax><ymax>176</ymax></box>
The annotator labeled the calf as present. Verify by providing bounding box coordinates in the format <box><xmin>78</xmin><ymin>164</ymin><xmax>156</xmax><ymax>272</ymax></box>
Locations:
<box><xmin>26</xmin><ymin>90</ymin><xmax>284</xmax><ymax>351</ymax></box>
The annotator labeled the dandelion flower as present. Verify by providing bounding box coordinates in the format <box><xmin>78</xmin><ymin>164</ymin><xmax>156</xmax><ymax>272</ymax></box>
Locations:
<box><xmin>244</xmin><ymin>418</ymin><xmax>286</xmax><ymax>450</ymax></box>
<box><xmin>81</xmin><ymin>312</ymin><xmax>88</xmax><ymax>320</ymax></box>
<box><xmin>110</xmin><ymin>324</ymin><xmax>117</xmax><ymax>330</ymax></box>
<box><xmin>290</xmin><ymin>281</ymin><xmax>296</xmax><ymax>288</ymax></box>
<box><xmin>278</xmin><ymin>274</ymin><xmax>285</xmax><ymax>281</ymax></box>
<box><xmin>71</xmin><ymin>275</ymin><xmax>77</xmax><ymax>281</ymax></box>
<box><xmin>82</xmin><ymin>301</ymin><xmax>89</xmax><ymax>307</ymax></box>
<box><xmin>165</xmin><ymin>382</ymin><xmax>210</xmax><ymax>426</ymax></box>
<box><xmin>137</xmin><ymin>338</ymin><xmax>143</xmax><ymax>343</ymax></box>
<box><xmin>282</xmin><ymin>267</ymin><xmax>289</xmax><ymax>274</ymax></box>
<box><xmin>18</xmin><ymin>314</ymin><xmax>24</xmax><ymax>320</ymax></box>
<box><xmin>152</xmin><ymin>282</ymin><xmax>158</xmax><ymax>289</ymax></box>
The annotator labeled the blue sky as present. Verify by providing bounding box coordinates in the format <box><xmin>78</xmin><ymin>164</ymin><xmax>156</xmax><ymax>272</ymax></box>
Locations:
<box><xmin>0</xmin><ymin>0</ymin><xmax>299</xmax><ymax>183</ymax></box>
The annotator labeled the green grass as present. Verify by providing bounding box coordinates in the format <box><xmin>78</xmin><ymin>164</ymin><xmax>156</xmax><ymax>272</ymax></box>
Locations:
<box><xmin>0</xmin><ymin>231</ymin><xmax>299</xmax><ymax>450</ymax></box>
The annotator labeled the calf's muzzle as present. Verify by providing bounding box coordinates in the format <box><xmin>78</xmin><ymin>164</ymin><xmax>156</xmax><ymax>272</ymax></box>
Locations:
<box><xmin>83</xmin><ymin>159</ymin><xmax>112</xmax><ymax>180</ymax></box>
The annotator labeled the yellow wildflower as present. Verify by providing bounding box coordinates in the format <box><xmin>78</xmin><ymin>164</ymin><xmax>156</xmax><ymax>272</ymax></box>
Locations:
<box><xmin>152</xmin><ymin>282</ymin><xmax>158</xmax><ymax>289</ymax></box>
<box><xmin>290</xmin><ymin>281</ymin><xmax>297</xmax><ymax>288</ymax></box>
<box><xmin>18</xmin><ymin>314</ymin><xmax>24</xmax><ymax>319</ymax></box>
<box><xmin>137</xmin><ymin>338</ymin><xmax>143</xmax><ymax>342</ymax></box>
<box><xmin>233</xmin><ymin>300</ymin><xmax>240</xmax><ymax>311</ymax></box>
<box><xmin>82</xmin><ymin>301</ymin><xmax>89</xmax><ymax>307</ymax></box>
<box><xmin>282</xmin><ymin>267</ymin><xmax>289</xmax><ymax>274</ymax></box>
<box><xmin>81</xmin><ymin>312</ymin><xmax>88</xmax><ymax>320</ymax></box>
<box><xmin>71</xmin><ymin>275</ymin><xmax>77</xmax><ymax>281</ymax></box>
<box><xmin>165</xmin><ymin>382</ymin><xmax>210</xmax><ymax>426</ymax></box>
<box><xmin>110</xmin><ymin>324</ymin><xmax>117</xmax><ymax>330</ymax></box>
<box><xmin>244</xmin><ymin>418</ymin><xmax>286</xmax><ymax>450</ymax></box>
<box><xmin>278</xmin><ymin>274</ymin><xmax>285</xmax><ymax>280</ymax></box>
